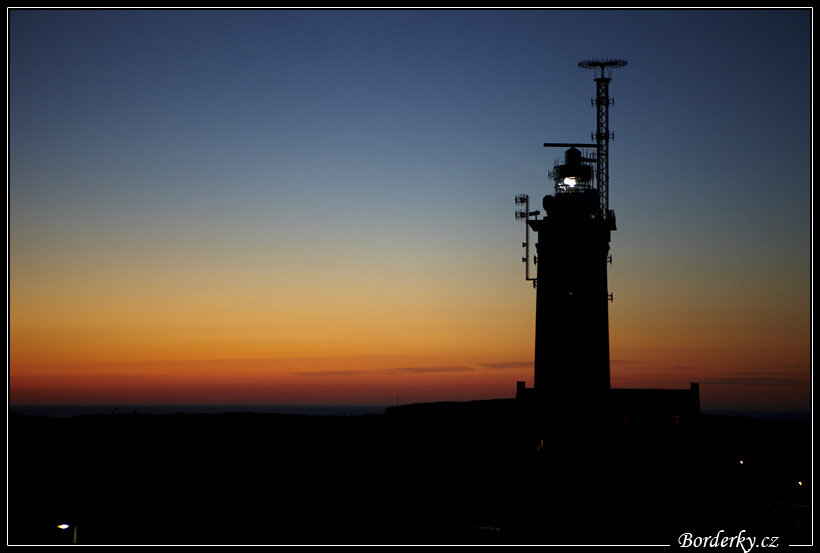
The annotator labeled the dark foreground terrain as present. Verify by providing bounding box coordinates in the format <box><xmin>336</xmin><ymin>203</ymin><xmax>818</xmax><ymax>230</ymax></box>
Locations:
<box><xmin>8</xmin><ymin>400</ymin><xmax>812</xmax><ymax>545</ymax></box>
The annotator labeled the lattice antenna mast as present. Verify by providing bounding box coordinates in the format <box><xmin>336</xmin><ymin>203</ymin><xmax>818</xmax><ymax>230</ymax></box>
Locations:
<box><xmin>578</xmin><ymin>58</ymin><xmax>627</xmax><ymax>219</ymax></box>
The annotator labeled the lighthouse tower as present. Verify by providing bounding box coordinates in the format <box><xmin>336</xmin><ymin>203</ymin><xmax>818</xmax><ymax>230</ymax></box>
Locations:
<box><xmin>516</xmin><ymin>59</ymin><xmax>626</xmax><ymax>431</ymax></box>
<box><xmin>532</xmin><ymin>146</ymin><xmax>613</xmax><ymax>425</ymax></box>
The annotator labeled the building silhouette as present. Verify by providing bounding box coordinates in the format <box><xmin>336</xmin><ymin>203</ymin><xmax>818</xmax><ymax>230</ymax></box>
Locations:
<box><xmin>515</xmin><ymin>60</ymin><xmax>700</xmax><ymax>437</ymax></box>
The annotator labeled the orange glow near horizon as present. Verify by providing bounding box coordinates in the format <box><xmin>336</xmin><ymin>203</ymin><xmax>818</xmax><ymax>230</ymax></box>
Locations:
<box><xmin>9</xmin><ymin>355</ymin><xmax>536</xmax><ymax>407</ymax></box>
<box><xmin>9</xmin><ymin>245</ymin><xmax>810</xmax><ymax>412</ymax></box>
<box><xmin>10</xmin><ymin>240</ymin><xmax>810</xmax><ymax>412</ymax></box>
<box><xmin>10</xmin><ymin>333</ymin><xmax>810</xmax><ymax>412</ymax></box>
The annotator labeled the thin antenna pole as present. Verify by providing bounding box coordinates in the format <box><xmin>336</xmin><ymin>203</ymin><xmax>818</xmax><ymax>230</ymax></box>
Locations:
<box><xmin>515</xmin><ymin>194</ymin><xmax>539</xmax><ymax>287</ymax></box>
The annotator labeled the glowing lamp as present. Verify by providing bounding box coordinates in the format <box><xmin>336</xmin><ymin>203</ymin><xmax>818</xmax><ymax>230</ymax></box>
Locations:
<box><xmin>553</xmin><ymin>147</ymin><xmax>593</xmax><ymax>190</ymax></box>
<box><xmin>58</xmin><ymin>523</ymin><xmax>77</xmax><ymax>543</ymax></box>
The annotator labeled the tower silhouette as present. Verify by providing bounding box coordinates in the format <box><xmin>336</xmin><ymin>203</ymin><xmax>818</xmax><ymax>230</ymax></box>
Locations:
<box><xmin>517</xmin><ymin>59</ymin><xmax>626</xmax><ymax>432</ymax></box>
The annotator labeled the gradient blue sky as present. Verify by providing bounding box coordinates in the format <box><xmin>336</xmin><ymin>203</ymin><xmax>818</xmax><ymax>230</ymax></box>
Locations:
<box><xmin>9</xmin><ymin>9</ymin><xmax>811</xmax><ymax>411</ymax></box>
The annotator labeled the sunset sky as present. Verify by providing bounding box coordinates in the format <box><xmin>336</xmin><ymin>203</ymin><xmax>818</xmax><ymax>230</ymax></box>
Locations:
<box><xmin>9</xmin><ymin>9</ymin><xmax>811</xmax><ymax>413</ymax></box>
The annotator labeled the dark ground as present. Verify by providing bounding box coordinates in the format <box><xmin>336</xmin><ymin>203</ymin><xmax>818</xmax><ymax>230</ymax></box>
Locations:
<box><xmin>8</xmin><ymin>400</ymin><xmax>812</xmax><ymax>545</ymax></box>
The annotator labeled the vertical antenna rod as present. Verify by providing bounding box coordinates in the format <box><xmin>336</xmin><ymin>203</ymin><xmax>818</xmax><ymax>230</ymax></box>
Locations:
<box><xmin>578</xmin><ymin>58</ymin><xmax>627</xmax><ymax>218</ymax></box>
<box><xmin>515</xmin><ymin>194</ymin><xmax>539</xmax><ymax>287</ymax></box>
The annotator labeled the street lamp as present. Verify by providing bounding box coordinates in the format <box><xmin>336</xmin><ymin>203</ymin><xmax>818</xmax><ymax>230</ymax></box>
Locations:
<box><xmin>58</xmin><ymin>523</ymin><xmax>77</xmax><ymax>544</ymax></box>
